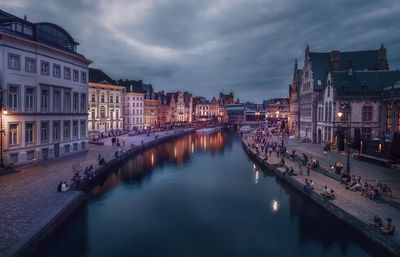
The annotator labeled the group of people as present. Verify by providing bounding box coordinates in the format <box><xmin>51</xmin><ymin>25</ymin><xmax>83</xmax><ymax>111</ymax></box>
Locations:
<box><xmin>57</xmin><ymin>181</ymin><xmax>70</xmax><ymax>192</ymax></box>
<box><xmin>72</xmin><ymin>164</ymin><xmax>96</xmax><ymax>183</ymax></box>
<box><xmin>98</xmin><ymin>154</ymin><xmax>107</xmax><ymax>166</ymax></box>
<box><xmin>320</xmin><ymin>185</ymin><xmax>335</xmax><ymax>200</ymax></box>
<box><xmin>341</xmin><ymin>174</ymin><xmax>378</xmax><ymax>200</ymax></box>
<box><xmin>371</xmin><ymin>215</ymin><xmax>395</xmax><ymax>235</ymax></box>
<box><xmin>304</xmin><ymin>178</ymin><xmax>315</xmax><ymax>193</ymax></box>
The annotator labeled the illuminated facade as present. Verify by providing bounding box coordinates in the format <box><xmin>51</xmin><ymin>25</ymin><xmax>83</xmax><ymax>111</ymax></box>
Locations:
<box><xmin>144</xmin><ymin>90</ymin><xmax>158</xmax><ymax>129</ymax></box>
<box><xmin>123</xmin><ymin>91</ymin><xmax>144</xmax><ymax>131</ymax></box>
<box><xmin>0</xmin><ymin>10</ymin><xmax>91</xmax><ymax>167</ymax></box>
<box><xmin>88</xmin><ymin>82</ymin><xmax>124</xmax><ymax>136</ymax></box>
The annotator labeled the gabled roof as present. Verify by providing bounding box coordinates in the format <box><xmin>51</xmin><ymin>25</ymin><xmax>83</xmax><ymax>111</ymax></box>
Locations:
<box><xmin>309</xmin><ymin>52</ymin><xmax>331</xmax><ymax>90</ymax></box>
<box><xmin>89</xmin><ymin>68</ymin><xmax>115</xmax><ymax>84</ymax></box>
<box><xmin>332</xmin><ymin>70</ymin><xmax>400</xmax><ymax>92</ymax></box>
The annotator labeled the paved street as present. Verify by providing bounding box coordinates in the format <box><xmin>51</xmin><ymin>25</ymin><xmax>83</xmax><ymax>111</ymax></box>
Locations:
<box><xmin>284</xmin><ymin>138</ymin><xmax>400</xmax><ymax>201</ymax></box>
<box><xmin>0</xmin><ymin>129</ymin><xmax>191</xmax><ymax>257</ymax></box>
<box><xmin>244</xmin><ymin>136</ymin><xmax>400</xmax><ymax>244</ymax></box>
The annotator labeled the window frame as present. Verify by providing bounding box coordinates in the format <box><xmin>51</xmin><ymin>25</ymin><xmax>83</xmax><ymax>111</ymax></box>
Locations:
<box><xmin>8</xmin><ymin>53</ymin><xmax>20</xmax><ymax>70</ymax></box>
<box><xmin>25</xmin><ymin>57</ymin><xmax>36</xmax><ymax>73</ymax></box>
<box><xmin>40</xmin><ymin>61</ymin><xmax>50</xmax><ymax>76</ymax></box>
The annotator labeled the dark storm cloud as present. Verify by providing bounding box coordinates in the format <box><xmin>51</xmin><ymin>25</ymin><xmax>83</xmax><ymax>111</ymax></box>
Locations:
<box><xmin>4</xmin><ymin>0</ymin><xmax>400</xmax><ymax>102</ymax></box>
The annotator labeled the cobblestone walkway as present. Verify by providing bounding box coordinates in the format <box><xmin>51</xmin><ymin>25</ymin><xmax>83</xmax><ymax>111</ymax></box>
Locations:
<box><xmin>284</xmin><ymin>139</ymin><xmax>400</xmax><ymax>201</ymax></box>
<box><xmin>243</xmin><ymin>136</ymin><xmax>400</xmax><ymax>244</ymax></box>
<box><xmin>0</xmin><ymin>129</ymin><xmax>190</xmax><ymax>257</ymax></box>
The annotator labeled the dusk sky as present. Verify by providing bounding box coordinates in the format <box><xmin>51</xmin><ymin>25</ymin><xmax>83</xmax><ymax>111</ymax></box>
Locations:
<box><xmin>4</xmin><ymin>0</ymin><xmax>400</xmax><ymax>102</ymax></box>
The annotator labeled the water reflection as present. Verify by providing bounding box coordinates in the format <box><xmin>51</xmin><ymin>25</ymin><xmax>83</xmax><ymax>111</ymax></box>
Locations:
<box><xmin>91</xmin><ymin>132</ymin><xmax>227</xmax><ymax>196</ymax></box>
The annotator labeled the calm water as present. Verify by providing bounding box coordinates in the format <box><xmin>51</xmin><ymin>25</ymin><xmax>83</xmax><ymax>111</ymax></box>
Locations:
<box><xmin>35</xmin><ymin>133</ymin><xmax>386</xmax><ymax>257</ymax></box>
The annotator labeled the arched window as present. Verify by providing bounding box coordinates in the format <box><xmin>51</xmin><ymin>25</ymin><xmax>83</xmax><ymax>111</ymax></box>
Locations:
<box><xmin>91</xmin><ymin>94</ymin><xmax>95</xmax><ymax>102</ymax></box>
<box><xmin>100</xmin><ymin>106</ymin><xmax>106</xmax><ymax>118</ymax></box>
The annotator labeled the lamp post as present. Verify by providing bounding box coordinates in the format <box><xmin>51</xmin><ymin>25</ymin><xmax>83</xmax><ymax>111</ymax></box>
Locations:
<box><xmin>0</xmin><ymin>108</ymin><xmax>7</xmax><ymax>168</ymax></box>
<box><xmin>337</xmin><ymin>100</ymin><xmax>351</xmax><ymax>174</ymax></box>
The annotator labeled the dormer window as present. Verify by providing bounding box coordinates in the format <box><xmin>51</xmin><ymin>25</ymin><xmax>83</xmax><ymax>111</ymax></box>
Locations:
<box><xmin>362</xmin><ymin>81</ymin><xmax>368</xmax><ymax>91</ymax></box>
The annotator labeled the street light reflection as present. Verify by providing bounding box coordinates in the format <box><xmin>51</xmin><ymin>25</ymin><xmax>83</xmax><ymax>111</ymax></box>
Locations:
<box><xmin>271</xmin><ymin>200</ymin><xmax>279</xmax><ymax>213</ymax></box>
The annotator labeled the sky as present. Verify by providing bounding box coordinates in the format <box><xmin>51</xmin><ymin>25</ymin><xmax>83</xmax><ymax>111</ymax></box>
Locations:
<box><xmin>3</xmin><ymin>0</ymin><xmax>400</xmax><ymax>102</ymax></box>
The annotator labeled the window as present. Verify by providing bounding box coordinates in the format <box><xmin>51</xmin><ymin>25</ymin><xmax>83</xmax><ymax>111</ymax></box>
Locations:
<box><xmin>53</xmin><ymin>90</ymin><xmax>61</xmax><ymax>112</ymax></box>
<box><xmin>53</xmin><ymin>121</ymin><xmax>60</xmax><ymax>141</ymax></box>
<box><xmin>25</xmin><ymin>88</ymin><xmax>34</xmax><ymax>112</ymax></box>
<box><xmin>80</xmin><ymin>120</ymin><xmax>86</xmax><ymax>138</ymax></box>
<box><xmin>91</xmin><ymin>109</ymin><xmax>95</xmax><ymax>119</ymax></box>
<box><xmin>73</xmin><ymin>70</ymin><xmax>79</xmax><ymax>82</ymax></box>
<box><xmin>91</xmin><ymin>94</ymin><xmax>95</xmax><ymax>102</ymax></box>
<box><xmin>41</xmin><ymin>61</ymin><xmax>49</xmax><ymax>75</ymax></box>
<box><xmin>116</xmin><ymin>110</ymin><xmax>119</xmax><ymax>118</ymax></box>
<box><xmin>81</xmin><ymin>142</ymin><xmax>86</xmax><ymax>150</ymax></box>
<box><xmin>64</xmin><ymin>67</ymin><xmax>71</xmax><ymax>80</ymax></box>
<box><xmin>101</xmin><ymin>95</ymin><xmax>105</xmax><ymax>102</ymax></box>
<box><xmin>362</xmin><ymin>106</ymin><xmax>372</xmax><ymax>122</ymax></box>
<box><xmin>73</xmin><ymin>93</ymin><xmax>79</xmax><ymax>112</ymax></box>
<box><xmin>362</xmin><ymin>81</ymin><xmax>368</xmax><ymax>91</ymax></box>
<box><xmin>80</xmin><ymin>93</ymin><xmax>86</xmax><ymax>113</ymax></box>
<box><xmin>100</xmin><ymin>106</ymin><xmax>106</xmax><ymax>118</ymax></box>
<box><xmin>361</xmin><ymin>128</ymin><xmax>372</xmax><ymax>140</ymax></box>
<box><xmin>73</xmin><ymin>143</ymin><xmax>78</xmax><ymax>151</ymax></box>
<box><xmin>8</xmin><ymin>86</ymin><xmax>19</xmax><ymax>111</ymax></box>
<box><xmin>9</xmin><ymin>124</ymin><xmax>19</xmax><ymax>146</ymax></box>
<box><xmin>25</xmin><ymin>58</ymin><xmax>36</xmax><ymax>72</ymax></box>
<box><xmin>10</xmin><ymin>153</ymin><xmax>18</xmax><ymax>163</ymax></box>
<box><xmin>41</xmin><ymin>122</ymin><xmax>49</xmax><ymax>142</ymax></box>
<box><xmin>110</xmin><ymin>95</ymin><xmax>113</xmax><ymax>103</ymax></box>
<box><xmin>81</xmin><ymin>72</ymin><xmax>86</xmax><ymax>83</ymax></box>
<box><xmin>25</xmin><ymin>122</ymin><xmax>34</xmax><ymax>144</ymax></box>
<box><xmin>63</xmin><ymin>121</ymin><xmax>70</xmax><ymax>139</ymax></box>
<box><xmin>41</xmin><ymin>89</ymin><xmax>49</xmax><ymax>111</ymax></box>
<box><xmin>64</xmin><ymin>145</ymin><xmax>70</xmax><ymax>153</ymax></box>
<box><xmin>385</xmin><ymin>103</ymin><xmax>392</xmax><ymax>132</ymax></box>
<box><xmin>64</xmin><ymin>92</ymin><xmax>71</xmax><ymax>112</ymax></box>
<box><xmin>92</xmin><ymin>123</ymin><xmax>95</xmax><ymax>130</ymax></box>
<box><xmin>116</xmin><ymin>96</ymin><xmax>119</xmax><ymax>103</ymax></box>
<box><xmin>8</xmin><ymin>53</ymin><xmax>20</xmax><ymax>70</ymax></box>
<box><xmin>327</xmin><ymin>87</ymin><xmax>330</xmax><ymax>97</ymax></box>
<box><xmin>72</xmin><ymin>121</ymin><xmax>78</xmax><ymax>138</ymax></box>
<box><xmin>51</xmin><ymin>65</ymin><xmax>60</xmax><ymax>78</ymax></box>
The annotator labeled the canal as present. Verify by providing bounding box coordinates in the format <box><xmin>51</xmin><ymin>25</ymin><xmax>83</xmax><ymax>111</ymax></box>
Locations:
<box><xmin>34</xmin><ymin>132</ymin><xmax>386</xmax><ymax>257</ymax></box>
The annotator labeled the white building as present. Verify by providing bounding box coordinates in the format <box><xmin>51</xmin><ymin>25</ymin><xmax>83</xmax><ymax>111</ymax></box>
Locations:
<box><xmin>122</xmin><ymin>86</ymin><xmax>144</xmax><ymax>131</ymax></box>
<box><xmin>88</xmin><ymin>81</ymin><xmax>124</xmax><ymax>136</ymax></box>
<box><xmin>0</xmin><ymin>11</ymin><xmax>91</xmax><ymax>167</ymax></box>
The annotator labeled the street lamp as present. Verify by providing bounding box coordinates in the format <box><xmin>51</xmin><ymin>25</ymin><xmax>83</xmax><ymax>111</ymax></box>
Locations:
<box><xmin>337</xmin><ymin>101</ymin><xmax>351</xmax><ymax>174</ymax></box>
<box><xmin>1</xmin><ymin>109</ymin><xmax>7</xmax><ymax>168</ymax></box>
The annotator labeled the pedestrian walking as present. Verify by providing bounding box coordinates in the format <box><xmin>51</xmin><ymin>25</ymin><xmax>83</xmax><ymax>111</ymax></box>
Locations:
<box><xmin>307</xmin><ymin>164</ymin><xmax>311</xmax><ymax>176</ymax></box>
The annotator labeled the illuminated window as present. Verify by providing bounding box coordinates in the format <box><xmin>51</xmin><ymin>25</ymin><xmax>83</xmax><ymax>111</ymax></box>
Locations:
<box><xmin>385</xmin><ymin>103</ymin><xmax>392</xmax><ymax>132</ymax></box>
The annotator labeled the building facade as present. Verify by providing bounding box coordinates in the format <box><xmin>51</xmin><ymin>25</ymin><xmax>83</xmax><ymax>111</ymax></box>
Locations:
<box><xmin>122</xmin><ymin>91</ymin><xmax>144</xmax><ymax>131</ymax></box>
<box><xmin>0</xmin><ymin>10</ymin><xmax>91</xmax><ymax>167</ymax></box>
<box><xmin>298</xmin><ymin>45</ymin><xmax>389</xmax><ymax>143</ymax></box>
<box><xmin>88</xmin><ymin>82</ymin><xmax>124</xmax><ymax>136</ymax></box>
<box><xmin>288</xmin><ymin>59</ymin><xmax>302</xmax><ymax>136</ymax></box>
<box><xmin>143</xmin><ymin>90</ymin><xmax>158</xmax><ymax>129</ymax></box>
<box><xmin>264</xmin><ymin>98</ymin><xmax>289</xmax><ymax>120</ymax></box>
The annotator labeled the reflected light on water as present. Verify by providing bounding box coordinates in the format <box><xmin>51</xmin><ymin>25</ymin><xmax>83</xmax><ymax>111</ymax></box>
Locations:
<box><xmin>174</xmin><ymin>147</ymin><xmax>177</xmax><ymax>158</ymax></box>
<box><xmin>271</xmin><ymin>200</ymin><xmax>279</xmax><ymax>213</ymax></box>
<box><xmin>151</xmin><ymin>154</ymin><xmax>154</xmax><ymax>165</ymax></box>
<box><xmin>192</xmin><ymin>143</ymin><xmax>194</xmax><ymax>153</ymax></box>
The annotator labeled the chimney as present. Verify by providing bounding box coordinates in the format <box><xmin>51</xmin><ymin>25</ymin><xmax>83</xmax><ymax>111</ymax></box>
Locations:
<box><xmin>378</xmin><ymin>44</ymin><xmax>389</xmax><ymax>70</ymax></box>
<box><xmin>347</xmin><ymin>60</ymin><xmax>353</xmax><ymax>76</ymax></box>
<box><xmin>130</xmin><ymin>85</ymin><xmax>133</xmax><ymax>92</ymax></box>
<box><xmin>330</xmin><ymin>50</ymin><xmax>340</xmax><ymax>71</ymax></box>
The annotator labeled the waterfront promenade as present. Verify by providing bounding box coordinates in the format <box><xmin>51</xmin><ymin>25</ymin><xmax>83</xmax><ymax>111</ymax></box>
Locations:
<box><xmin>0</xmin><ymin>129</ymin><xmax>192</xmax><ymax>257</ymax></box>
<box><xmin>243</xmin><ymin>135</ymin><xmax>400</xmax><ymax>256</ymax></box>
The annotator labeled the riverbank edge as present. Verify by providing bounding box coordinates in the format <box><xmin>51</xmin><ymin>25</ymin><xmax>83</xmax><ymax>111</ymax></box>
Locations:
<box><xmin>4</xmin><ymin>129</ymin><xmax>195</xmax><ymax>257</ymax></box>
<box><xmin>241</xmin><ymin>138</ymin><xmax>399</xmax><ymax>257</ymax></box>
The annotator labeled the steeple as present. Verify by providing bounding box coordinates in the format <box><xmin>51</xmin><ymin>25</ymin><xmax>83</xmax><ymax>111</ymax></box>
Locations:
<box><xmin>292</xmin><ymin>58</ymin><xmax>298</xmax><ymax>90</ymax></box>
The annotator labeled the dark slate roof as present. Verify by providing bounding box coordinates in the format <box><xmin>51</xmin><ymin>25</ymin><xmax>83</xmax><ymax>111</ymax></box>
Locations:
<box><xmin>89</xmin><ymin>68</ymin><xmax>115</xmax><ymax>84</ymax></box>
<box><xmin>118</xmin><ymin>79</ymin><xmax>154</xmax><ymax>94</ymax></box>
<box><xmin>338</xmin><ymin>50</ymin><xmax>379</xmax><ymax>71</ymax></box>
<box><xmin>333</xmin><ymin>70</ymin><xmax>400</xmax><ymax>92</ymax></box>
<box><xmin>309</xmin><ymin>50</ymin><xmax>380</xmax><ymax>90</ymax></box>
<box><xmin>309</xmin><ymin>52</ymin><xmax>331</xmax><ymax>90</ymax></box>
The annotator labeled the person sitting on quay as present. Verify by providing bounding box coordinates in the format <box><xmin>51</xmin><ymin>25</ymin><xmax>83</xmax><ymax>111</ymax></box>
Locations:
<box><xmin>321</xmin><ymin>186</ymin><xmax>330</xmax><ymax>198</ymax></box>
<box><xmin>57</xmin><ymin>181</ymin><xmax>63</xmax><ymax>192</ymax></box>
<box><xmin>340</xmin><ymin>172</ymin><xmax>350</xmax><ymax>185</ymax></box>
<box><xmin>328</xmin><ymin>190</ymin><xmax>335</xmax><ymax>200</ymax></box>
<box><xmin>349</xmin><ymin>176</ymin><xmax>363</xmax><ymax>191</ymax></box>
<box><xmin>279</xmin><ymin>158</ymin><xmax>285</xmax><ymax>167</ymax></box>
<box><xmin>345</xmin><ymin>175</ymin><xmax>357</xmax><ymax>189</ymax></box>
<box><xmin>370</xmin><ymin>215</ymin><xmax>383</xmax><ymax>229</ymax></box>
<box><xmin>304</xmin><ymin>179</ymin><xmax>311</xmax><ymax>192</ymax></box>
<box><xmin>99</xmin><ymin>157</ymin><xmax>107</xmax><ymax>166</ymax></box>
<box><xmin>61</xmin><ymin>181</ymin><xmax>69</xmax><ymax>192</ymax></box>
<box><xmin>380</xmin><ymin>218</ymin><xmax>395</xmax><ymax>235</ymax></box>
<box><xmin>309</xmin><ymin>180</ymin><xmax>314</xmax><ymax>191</ymax></box>
<box><xmin>368</xmin><ymin>186</ymin><xmax>377</xmax><ymax>200</ymax></box>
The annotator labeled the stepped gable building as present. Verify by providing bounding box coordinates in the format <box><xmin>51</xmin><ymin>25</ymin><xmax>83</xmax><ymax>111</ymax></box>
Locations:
<box><xmin>288</xmin><ymin>59</ymin><xmax>302</xmax><ymax>136</ymax></box>
<box><xmin>264</xmin><ymin>98</ymin><xmax>289</xmax><ymax>119</ymax></box>
<box><xmin>298</xmin><ymin>44</ymin><xmax>389</xmax><ymax>143</ymax></box>
<box><xmin>0</xmin><ymin>10</ymin><xmax>91</xmax><ymax>166</ymax></box>
<box><xmin>88</xmin><ymin>69</ymin><xmax>124</xmax><ymax>136</ymax></box>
